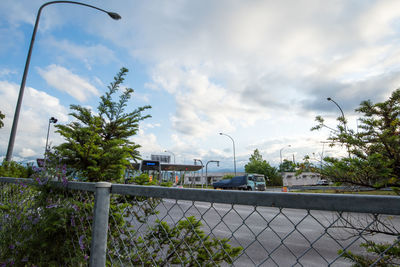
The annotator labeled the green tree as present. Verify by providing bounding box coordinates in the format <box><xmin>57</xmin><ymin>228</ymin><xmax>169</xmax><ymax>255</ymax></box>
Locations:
<box><xmin>279</xmin><ymin>159</ymin><xmax>296</xmax><ymax>172</ymax></box>
<box><xmin>244</xmin><ymin>149</ymin><xmax>282</xmax><ymax>186</ymax></box>
<box><xmin>0</xmin><ymin>110</ymin><xmax>4</xmax><ymax>129</ymax></box>
<box><xmin>54</xmin><ymin>68</ymin><xmax>151</xmax><ymax>182</ymax></box>
<box><xmin>245</xmin><ymin>149</ymin><xmax>266</xmax><ymax>175</ymax></box>
<box><xmin>312</xmin><ymin>89</ymin><xmax>400</xmax><ymax>266</ymax></box>
<box><xmin>312</xmin><ymin>89</ymin><xmax>400</xmax><ymax>189</ymax></box>
<box><xmin>0</xmin><ymin>160</ymin><xmax>33</xmax><ymax>178</ymax></box>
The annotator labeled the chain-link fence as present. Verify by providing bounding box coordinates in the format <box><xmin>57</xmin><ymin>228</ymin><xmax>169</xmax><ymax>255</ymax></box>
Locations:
<box><xmin>1</xmin><ymin>177</ymin><xmax>399</xmax><ymax>266</ymax></box>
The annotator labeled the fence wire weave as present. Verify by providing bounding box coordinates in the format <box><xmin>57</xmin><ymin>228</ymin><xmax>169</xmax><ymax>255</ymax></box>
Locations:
<box><xmin>106</xmin><ymin>194</ymin><xmax>399</xmax><ymax>266</ymax></box>
<box><xmin>1</xmin><ymin>178</ymin><xmax>399</xmax><ymax>266</ymax></box>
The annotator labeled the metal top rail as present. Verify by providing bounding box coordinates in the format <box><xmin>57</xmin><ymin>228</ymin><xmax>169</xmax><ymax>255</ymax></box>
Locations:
<box><xmin>1</xmin><ymin>177</ymin><xmax>399</xmax><ymax>215</ymax></box>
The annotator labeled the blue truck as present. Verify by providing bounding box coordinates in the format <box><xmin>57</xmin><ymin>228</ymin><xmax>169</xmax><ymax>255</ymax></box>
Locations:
<box><xmin>212</xmin><ymin>174</ymin><xmax>266</xmax><ymax>191</ymax></box>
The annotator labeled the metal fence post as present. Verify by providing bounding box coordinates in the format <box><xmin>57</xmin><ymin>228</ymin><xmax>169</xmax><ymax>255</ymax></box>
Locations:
<box><xmin>90</xmin><ymin>182</ymin><xmax>112</xmax><ymax>267</ymax></box>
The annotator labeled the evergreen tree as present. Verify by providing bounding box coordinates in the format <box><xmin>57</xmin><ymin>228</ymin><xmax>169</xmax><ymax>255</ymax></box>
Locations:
<box><xmin>55</xmin><ymin>68</ymin><xmax>151</xmax><ymax>182</ymax></box>
<box><xmin>312</xmin><ymin>89</ymin><xmax>400</xmax><ymax>190</ymax></box>
<box><xmin>312</xmin><ymin>89</ymin><xmax>400</xmax><ymax>267</ymax></box>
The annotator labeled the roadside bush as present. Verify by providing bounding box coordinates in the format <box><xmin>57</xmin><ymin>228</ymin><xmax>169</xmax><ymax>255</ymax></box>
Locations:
<box><xmin>0</xmin><ymin>160</ymin><xmax>33</xmax><ymax>178</ymax></box>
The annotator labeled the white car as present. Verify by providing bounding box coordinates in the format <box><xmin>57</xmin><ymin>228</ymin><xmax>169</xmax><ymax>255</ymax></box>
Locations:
<box><xmin>316</xmin><ymin>179</ymin><xmax>329</xmax><ymax>186</ymax></box>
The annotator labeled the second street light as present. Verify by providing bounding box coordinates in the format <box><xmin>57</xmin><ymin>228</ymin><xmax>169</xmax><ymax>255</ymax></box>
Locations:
<box><xmin>5</xmin><ymin>1</ymin><xmax>121</xmax><ymax>162</ymax></box>
<box><xmin>44</xmin><ymin>117</ymin><xmax>58</xmax><ymax>156</ymax></box>
<box><xmin>279</xmin><ymin>145</ymin><xmax>291</xmax><ymax>171</ymax></box>
<box><xmin>43</xmin><ymin>116</ymin><xmax>57</xmax><ymax>168</ymax></box>
<box><xmin>327</xmin><ymin>97</ymin><xmax>351</xmax><ymax>157</ymax></box>
<box><xmin>219</xmin><ymin>132</ymin><xmax>236</xmax><ymax>175</ymax></box>
<box><xmin>327</xmin><ymin>97</ymin><xmax>347</xmax><ymax>133</ymax></box>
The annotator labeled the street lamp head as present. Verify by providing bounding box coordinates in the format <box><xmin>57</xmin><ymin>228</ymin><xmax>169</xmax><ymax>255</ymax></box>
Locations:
<box><xmin>219</xmin><ymin>132</ymin><xmax>223</xmax><ymax>135</ymax></box>
<box><xmin>107</xmin><ymin>12</ymin><xmax>121</xmax><ymax>20</ymax></box>
<box><xmin>49</xmin><ymin>117</ymin><xmax>57</xmax><ymax>123</ymax></box>
<box><xmin>327</xmin><ymin>97</ymin><xmax>332</xmax><ymax>101</ymax></box>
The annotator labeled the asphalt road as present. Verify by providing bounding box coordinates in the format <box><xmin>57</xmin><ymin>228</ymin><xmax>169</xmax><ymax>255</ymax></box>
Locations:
<box><xmin>130</xmin><ymin>198</ymin><xmax>399</xmax><ymax>267</ymax></box>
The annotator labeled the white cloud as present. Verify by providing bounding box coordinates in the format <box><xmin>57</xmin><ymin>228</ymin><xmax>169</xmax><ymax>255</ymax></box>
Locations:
<box><xmin>44</xmin><ymin>37</ymin><xmax>118</xmax><ymax>70</ymax></box>
<box><xmin>3</xmin><ymin>0</ymin><xmax>400</xmax><ymax>167</ymax></box>
<box><xmin>0</xmin><ymin>80</ymin><xmax>69</xmax><ymax>160</ymax></box>
<box><xmin>130</xmin><ymin>128</ymin><xmax>162</xmax><ymax>158</ymax></box>
<box><xmin>19</xmin><ymin>148</ymin><xmax>36</xmax><ymax>158</ymax></box>
<box><xmin>143</xmin><ymin>123</ymin><xmax>161</xmax><ymax>129</ymax></box>
<box><xmin>38</xmin><ymin>64</ymin><xmax>99</xmax><ymax>102</ymax></box>
<box><xmin>0</xmin><ymin>68</ymin><xmax>17</xmax><ymax>78</ymax></box>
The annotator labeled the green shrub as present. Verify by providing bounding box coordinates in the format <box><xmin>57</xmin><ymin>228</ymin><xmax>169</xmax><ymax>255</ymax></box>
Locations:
<box><xmin>0</xmin><ymin>160</ymin><xmax>33</xmax><ymax>178</ymax></box>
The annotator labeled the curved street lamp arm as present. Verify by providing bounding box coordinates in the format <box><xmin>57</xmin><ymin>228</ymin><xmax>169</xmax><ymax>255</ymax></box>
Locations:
<box><xmin>219</xmin><ymin>133</ymin><xmax>236</xmax><ymax>175</ymax></box>
<box><xmin>327</xmin><ymin>97</ymin><xmax>347</xmax><ymax>132</ymax></box>
<box><xmin>39</xmin><ymin>1</ymin><xmax>121</xmax><ymax>20</ymax></box>
<box><xmin>5</xmin><ymin>1</ymin><xmax>120</xmax><ymax>161</ymax></box>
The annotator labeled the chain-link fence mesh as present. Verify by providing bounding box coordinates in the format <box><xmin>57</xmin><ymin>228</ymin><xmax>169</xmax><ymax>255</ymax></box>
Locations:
<box><xmin>106</xmin><ymin>194</ymin><xmax>400</xmax><ymax>266</ymax></box>
<box><xmin>1</xmin><ymin>178</ymin><xmax>399</xmax><ymax>266</ymax></box>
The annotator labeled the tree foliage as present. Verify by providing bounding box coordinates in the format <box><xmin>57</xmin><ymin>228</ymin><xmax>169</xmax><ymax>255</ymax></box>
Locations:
<box><xmin>244</xmin><ymin>149</ymin><xmax>282</xmax><ymax>186</ymax></box>
<box><xmin>279</xmin><ymin>159</ymin><xmax>296</xmax><ymax>172</ymax></box>
<box><xmin>313</xmin><ymin>90</ymin><xmax>400</xmax><ymax>266</ymax></box>
<box><xmin>0</xmin><ymin>160</ymin><xmax>33</xmax><ymax>178</ymax></box>
<box><xmin>54</xmin><ymin>68</ymin><xmax>151</xmax><ymax>182</ymax></box>
<box><xmin>0</xmin><ymin>110</ymin><xmax>4</xmax><ymax>129</ymax></box>
<box><xmin>312</xmin><ymin>89</ymin><xmax>400</xmax><ymax>190</ymax></box>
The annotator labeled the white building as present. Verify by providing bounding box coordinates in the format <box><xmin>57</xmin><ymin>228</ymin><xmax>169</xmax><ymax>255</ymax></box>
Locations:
<box><xmin>282</xmin><ymin>172</ymin><xmax>321</xmax><ymax>186</ymax></box>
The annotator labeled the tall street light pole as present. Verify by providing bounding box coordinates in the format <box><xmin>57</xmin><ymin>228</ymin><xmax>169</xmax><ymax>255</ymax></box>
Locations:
<box><xmin>219</xmin><ymin>132</ymin><xmax>236</xmax><ymax>175</ymax></box>
<box><xmin>279</xmin><ymin>145</ymin><xmax>291</xmax><ymax>171</ymax></box>
<box><xmin>327</xmin><ymin>97</ymin><xmax>347</xmax><ymax>133</ymax></box>
<box><xmin>5</xmin><ymin>1</ymin><xmax>121</xmax><ymax>161</ymax></box>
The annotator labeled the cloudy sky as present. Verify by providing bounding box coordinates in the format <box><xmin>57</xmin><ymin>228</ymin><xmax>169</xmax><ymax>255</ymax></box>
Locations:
<box><xmin>1</xmin><ymin>0</ymin><xmax>400</xmax><ymax>171</ymax></box>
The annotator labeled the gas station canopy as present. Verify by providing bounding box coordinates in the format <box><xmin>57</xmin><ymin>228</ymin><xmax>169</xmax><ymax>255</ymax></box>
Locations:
<box><xmin>130</xmin><ymin>160</ymin><xmax>203</xmax><ymax>172</ymax></box>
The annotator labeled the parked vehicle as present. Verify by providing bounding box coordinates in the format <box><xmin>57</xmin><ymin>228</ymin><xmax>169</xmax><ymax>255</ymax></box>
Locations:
<box><xmin>316</xmin><ymin>179</ymin><xmax>329</xmax><ymax>186</ymax></box>
<box><xmin>213</xmin><ymin>174</ymin><xmax>266</xmax><ymax>191</ymax></box>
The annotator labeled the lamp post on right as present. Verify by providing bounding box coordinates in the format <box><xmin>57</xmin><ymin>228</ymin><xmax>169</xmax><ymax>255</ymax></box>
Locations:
<box><xmin>327</xmin><ymin>97</ymin><xmax>347</xmax><ymax>133</ymax></box>
<box><xmin>279</xmin><ymin>145</ymin><xmax>291</xmax><ymax>171</ymax></box>
<box><xmin>327</xmin><ymin>97</ymin><xmax>351</xmax><ymax>157</ymax></box>
<box><xmin>219</xmin><ymin>132</ymin><xmax>236</xmax><ymax>175</ymax></box>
